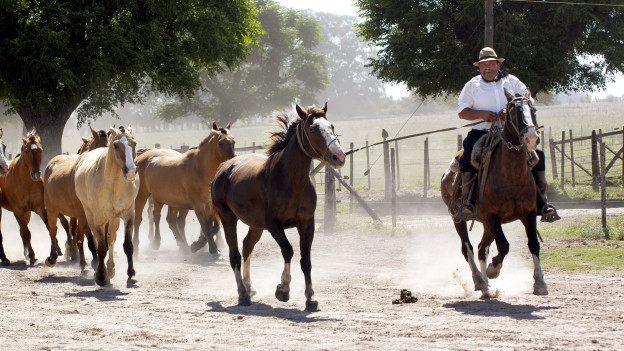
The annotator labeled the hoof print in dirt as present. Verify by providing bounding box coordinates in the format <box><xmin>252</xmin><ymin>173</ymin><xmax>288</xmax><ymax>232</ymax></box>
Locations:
<box><xmin>392</xmin><ymin>289</ymin><xmax>418</xmax><ymax>304</ymax></box>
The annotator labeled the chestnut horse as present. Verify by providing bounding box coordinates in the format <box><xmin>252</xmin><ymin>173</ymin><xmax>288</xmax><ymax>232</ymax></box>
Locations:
<box><xmin>0</xmin><ymin>131</ymin><xmax>70</xmax><ymax>266</ymax></box>
<box><xmin>133</xmin><ymin>122</ymin><xmax>235</xmax><ymax>255</ymax></box>
<box><xmin>0</xmin><ymin>129</ymin><xmax>11</xmax><ymax>264</ymax></box>
<box><xmin>74</xmin><ymin>126</ymin><xmax>139</xmax><ymax>286</ymax></box>
<box><xmin>441</xmin><ymin>90</ymin><xmax>548</xmax><ymax>296</ymax></box>
<box><xmin>212</xmin><ymin>103</ymin><xmax>345</xmax><ymax>311</ymax></box>
<box><xmin>44</xmin><ymin>126</ymin><xmax>109</xmax><ymax>271</ymax></box>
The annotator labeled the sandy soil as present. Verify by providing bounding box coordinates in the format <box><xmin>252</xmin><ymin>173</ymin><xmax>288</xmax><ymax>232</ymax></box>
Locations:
<box><xmin>0</xmin><ymin>208</ymin><xmax>623</xmax><ymax>351</ymax></box>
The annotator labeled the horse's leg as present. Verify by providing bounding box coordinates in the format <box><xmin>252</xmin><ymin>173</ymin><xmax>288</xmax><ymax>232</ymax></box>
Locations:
<box><xmin>151</xmin><ymin>201</ymin><xmax>164</xmax><ymax>250</ymax></box>
<box><xmin>522</xmin><ymin>214</ymin><xmax>548</xmax><ymax>295</ymax></box>
<box><xmin>86</xmin><ymin>230</ymin><xmax>98</xmax><ymax>271</ymax></box>
<box><xmin>194</xmin><ymin>206</ymin><xmax>218</xmax><ymax>254</ymax></box>
<box><xmin>14</xmin><ymin>211</ymin><xmax>36</xmax><ymax>265</ymax></box>
<box><xmin>298</xmin><ymin>219</ymin><xmax>319</xmax><ymax>311</ymax></box>
<box><xmin>241</xmin><ymin>227</ymin><xmax>263</xmax><ymax>297</ymax></box>
<box><xmin>453</xmin><ymin>220</ymin><xmax>487</xmax><ymax>292</ymax></box>
<box><xmin>41</xmin><ymin>207</ymin><xmax>60</xmax><ymax>267</ymax></box>
<box><xmin>166</xmin><ymin>207</ymin><xmax>189</xmax><ymax>251</ymax></box>
<box><xmin>132</xmin><ymin>189</ymin><xmax>149</xmax><ymax>256</ymax></box>
<box><xmin>75</xmin><ymin>219</ymin><xmax>91</xmax><ymax>272</ymax></box>
<box><xmin>106</xmin><ymin>218</ymin><xmax>120</xmax><ymax>279</ymax></box>
<box><xmin>68</xmin><ymin>217</ymin><xmax>80</xmax><ymax>262</ymax></box>
<box><xmin>477</xmin><ymin>227</ymin><xmax>495</xmax><ymax>290</ymax></box>
<box><xmin>148</xmin><ymin>196</ymin><xmax>155</xmax><ymax>242</ymax></box>
<box><xmin>266</xmin><ymin>218</ymin><xmax>294</xmax><ymax>304</ymax></box>
<box><xmin>57</xmin><ymin>214</ymin><xmax>71</xmax><ymax>259</ymax></box>
<box><xmin>220</xmin><ymin>211</ymin><xmax>251</xmax><ymax>305</ymax></box>
<box><xmin>0</xmin><ymin>209</ymin><xmax>9</xmax><ymax>266</ymax></box>
<box><xmin>176</xmin><ymin>209</ymin><xmax>190</xmax><ymax>249</ymax></box>
<box><xmin>122</xmin><ymin>211</ymin><xmax>137</xmax><ymax>287</ymax></box>
<box><xmin>92</xmin><ymin>223</ymin><xmax>109</xmax><ymax>286</ymax></box>
<box><xmin>485</xmin><ymin>216</ymin><xmax>509</xmax><ymax>279</ymax></box>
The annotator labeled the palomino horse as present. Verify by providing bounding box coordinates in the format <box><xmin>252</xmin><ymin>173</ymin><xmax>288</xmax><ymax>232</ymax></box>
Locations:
<box><xmin>0</xmin><ymin>130</ymin><xmax>70</xmax><ymax>266</ymax></box>
<box><xmin>441</xmin><ymin>89</ymin><xmax>548</xmax><ymax>296</ymax></box>
<box><xmin>44</xmin><ymin>126</ymin><xmax>110</xmax><ymax>271</ymax></box>
<box><xmin>212</xmin><ymin>103</ymin><xmax>345</xmax><ymax>311</ymax></box>
<box><xmin>74</xmin><ymin>126</ymin><xmax>139</xmax><ymax>286</ymax></box>
<box><xmin>0</xmin><ymin>129</ymin><xmax>11</xmax><ymax>264</ymax></box>
<box><xmin>133</xmin><ymin>122</ymin><xmax>235</xmax><ymax>255</ymax></box>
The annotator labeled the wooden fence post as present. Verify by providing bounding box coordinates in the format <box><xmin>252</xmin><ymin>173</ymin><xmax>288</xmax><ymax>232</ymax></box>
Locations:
<box><xmin>560</xmin><ymin>131</ymin><xmax>565</xmax><ymax>191</ymax></box>
<box><xmin>600</xmin><ymin>141</ymin><xmax>608</xmax><ymax>239</ymax></box>
<box><xmin>549</xmin><ymin>137</ymin><xmax>558</xmax><ymax>180</ymax></box>
<box><xmin>391</xmin><ymin>148</ymin><xmax>397</xmax><ymax>236</ymax></box>
<box><xmin>383</xmin><ymin>132</ymin><xmax>391</xmax><ymax>201</ymax></box>
<box><xmin>350</xmin><ymin>142</ymin><xmax>354</xmax><ymax>215</ymax></box>
<box><xmin>569</xmin><ymin>129</ymin><xmax>575</xmax><ymax>187</ymax></box>
<box><xmin>324</xmin><ymin>165</ymin><xmax>336</xmax><ymax>233</ymax></box>
<box><xmin>424</xmin><ymin>137</ymin><xmax>429</xmax><ymax>198</ymax></box>
<box><xmin>394</xmin><ymin>140</ymin><xmax>401</xmax><ymax>190</ymax></box>
<box><xmin>592</xmin><ymin>130</ymin><xmax>599</xmax><ymax>191</ymax></box>
<box><xmin>366</xmin><ymin>140</ymin><xmax>371</xmax><ymax>190</ymax></box>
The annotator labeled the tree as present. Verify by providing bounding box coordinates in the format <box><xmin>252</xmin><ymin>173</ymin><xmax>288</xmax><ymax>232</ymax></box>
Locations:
<box><xmin>312</xmin><ymin>12</ymin><xmax>388</xmax><ymax>118</ymax></box>
<box><xmin>355</xmin><ymin>0</ymin><xmax>624</xmax><ymax>98</ymax></box>
<box><xmin>155</xmin><ymin>0</ymin><xmax>329</xmax><ymax>126</ymax></box>
<box><xmin>0</xmin><ymin>0</ymin><xmax>261</xmax><ymax>163</ymax></box>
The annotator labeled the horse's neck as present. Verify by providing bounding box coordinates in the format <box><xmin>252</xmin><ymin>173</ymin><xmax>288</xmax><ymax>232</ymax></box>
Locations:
<box><xmin>193</xmin><ymin>145</ymin><xmax>219</xmax><ymax>178</ymax></box>
<box><xmin>495</xmin><ymin>140</ymin><xmax>529</xmax><ymax>176</ymax></box>
<box><xmin>10</xmin><ymin>155</ymin><xmax>30</xmax><ymax>177</ymax></box>
<box><xmin>272</xmin><ymin>135</ymin><xmax>313</xmax><ymax>182</ymax></box>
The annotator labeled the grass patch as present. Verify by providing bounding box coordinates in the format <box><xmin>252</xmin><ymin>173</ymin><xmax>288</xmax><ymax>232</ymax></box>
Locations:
<box><xmin>539</xmin><ymin>214</ymin><xmax>624</xmax><ymax>240</ymax></box>
<box><xmin>541</xmin><ymin>244</ymin><xmax>624</xmax><ymax>272</ymax></box>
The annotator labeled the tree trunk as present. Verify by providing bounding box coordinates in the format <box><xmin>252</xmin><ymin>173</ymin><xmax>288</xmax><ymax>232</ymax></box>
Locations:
<box><xmin>19</xmin><ymin>112</ymin><xmax>70</xmax><ymax>168</ymax></box>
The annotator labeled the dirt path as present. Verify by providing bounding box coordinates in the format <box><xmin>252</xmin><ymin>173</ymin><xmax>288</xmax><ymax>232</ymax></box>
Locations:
<box><xmin>0</xmin><ymin>209</ymin><xmax>623</xmax><ymax>350</ymax></box>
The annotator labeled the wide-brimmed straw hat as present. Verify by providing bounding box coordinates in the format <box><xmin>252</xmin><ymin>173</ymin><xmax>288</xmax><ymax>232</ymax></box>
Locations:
<box><xmin>473</xmin><ymin>47</ymin><xmax>505</xmax><ymax>67</ymax></box>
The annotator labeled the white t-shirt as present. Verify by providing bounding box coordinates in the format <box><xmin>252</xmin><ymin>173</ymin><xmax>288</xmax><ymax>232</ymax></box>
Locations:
<box><xmin>457</xmin><ymin>74</ymin><xmax>529</xmax><ymax>130</ymax></box>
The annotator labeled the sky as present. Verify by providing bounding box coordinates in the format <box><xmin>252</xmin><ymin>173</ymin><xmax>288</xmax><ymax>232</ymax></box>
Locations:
<box><xmin>276</xmin><ymin>0</ymin><xmax>624</xmax><ymax>99</ymax></box>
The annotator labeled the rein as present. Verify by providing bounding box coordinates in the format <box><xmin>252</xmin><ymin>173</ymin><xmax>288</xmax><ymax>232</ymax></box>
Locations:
<box><xmin>501</xmin><ymin>96</ymin><xmax>539</xmax><ymax>152</ymax></box>
<box><xmin>296</xmin><ymin>119</ymin><xmax>338</xmax><ymax>164</ymax></box>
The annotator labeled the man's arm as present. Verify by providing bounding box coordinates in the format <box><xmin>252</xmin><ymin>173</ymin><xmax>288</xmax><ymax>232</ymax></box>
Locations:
<box><xmin>458</xmin><ymin>108</ymin><xmax>496</xmax><ymax>123</ymax></box>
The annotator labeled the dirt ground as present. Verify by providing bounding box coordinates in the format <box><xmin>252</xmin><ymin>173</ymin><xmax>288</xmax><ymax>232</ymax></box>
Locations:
<box><xmin>0</xmin><ymin>207</ymin><xmax>623</xmax><ymax>351</ymax></box>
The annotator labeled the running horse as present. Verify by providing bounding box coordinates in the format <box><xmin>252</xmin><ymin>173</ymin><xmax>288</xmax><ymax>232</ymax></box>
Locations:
<box><xmin>212</xmin><ymin>103</ymin><xmax>345</xmax><ymax>311</ymax></box>
<box><xmin>74</xmin><ymin>126</ymin><xmax>139</xmax><ymax>286</ymax></box>
<box><xmin>0</xmin><ymin>130</ymin><xmax>71</xmax><ymax>266</ymax></box>
<box><xmin>133</xmin><ymin>122</ymin><xmax>235</xmax><ymax>255</ymax></box>
<box><xmin>441</xmin><ymin>89</ymin><xmax>548</xmax><ymax>296</ymax></box>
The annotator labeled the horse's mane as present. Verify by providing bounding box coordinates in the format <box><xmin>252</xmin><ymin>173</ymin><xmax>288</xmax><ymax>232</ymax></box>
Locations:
<box><xmin>198</xmin><ymin>127</ymin><xmax>228</xmax><ymax>149</ymax></box>
<box><xmin>267</xmin><ymin>112</ymin><xmax>299</xmax><ymax>156</ymax></box>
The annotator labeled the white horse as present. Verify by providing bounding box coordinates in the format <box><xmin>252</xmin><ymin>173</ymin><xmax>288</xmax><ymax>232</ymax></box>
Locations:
<box><xmin>74</xmin><ymin>126</ymin><xmax>139</xmax><ymax>286</ymax></box>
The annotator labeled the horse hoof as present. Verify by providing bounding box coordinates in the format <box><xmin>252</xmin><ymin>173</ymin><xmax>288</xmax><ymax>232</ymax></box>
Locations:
<box><xmin>95</xmin><ymin>272</ymin><xmax>109</xmax><ymax>286</ymax></box>
<box><xmin>45</xmin><ymin>257</ymin><xmax>57</xmax><ymax>268</ymax></box>
<box><xmin>29</xmin><ymin>258</ymin><xmax>37</xmax><ymax>267</ymax></box>
<box><xmin>127</xmin><ymin>278</ymin><xmax>138</xmax><ymax>288</ymax></box>
<box><xmin>533</xmin><ymin>283</ymin><xmax>549</xmax><ymax>296</ymax></box>
<box><xmin>190</xmin><ymin>241</ymin><xmax>204</xmax><ymax>253</ymax></box>
<box><xmin>150</xmin><ymin>240</ymin><xmax>160</xmax><ymax>251</ymax></box>
<box><xmin>486</xmin><ymin>263</ymin><xmax>501</xmax><ymax>279</ymax></box>
<box><xmin>275</xmin><ymin>284</ymin><xmax>290</xmax><ymax>302</ymax></box>
<box><xmin>238</xmin><ymin>297</ymin><xmax>252</xmax><ymax>306</ymax></box>
<box><xmin>1</xmin><ymin>259</ymin><xmax>10</xmax><ymax>266</ymax></box>
<box><xmin>108</xmin><ymin>267</ymin><xmax>116</xmax><ymax>279</ymax></box>
<box><xmin>305</xmin><ymin>300</ymin><xmax>319</xmax><ymax>312</ymax></box>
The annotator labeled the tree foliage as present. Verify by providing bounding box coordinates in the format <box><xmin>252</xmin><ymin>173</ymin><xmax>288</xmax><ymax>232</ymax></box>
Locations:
<box><xmin>155</xmin><ymin>0</ymin><xmax>329</xmax><ymax>125</ymax></box>
<box><xmin>0</xmin><ymin>0</ymin><xmax>261</xmax><ymax>160</ymax></box>
<box><xmin>355</xmin><ymin>0</ymin><xmax>624</xmax><ymax>97</ymax></box>
<box><xmin>312</xmin><ymin>12</ymin><xmax>388</xmax><ymax>118</ymax></box>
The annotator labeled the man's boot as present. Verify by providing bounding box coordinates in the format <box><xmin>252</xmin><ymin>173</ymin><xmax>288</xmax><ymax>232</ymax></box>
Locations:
<box><xmin>455</xmin><ymin>172</ymin><xmax>477</xmax><ymax>221</ymax></box>
<box><xmin>533</xmin><ymin>171</ymin><xmax>561</xmax><ymax>222</ymax></box>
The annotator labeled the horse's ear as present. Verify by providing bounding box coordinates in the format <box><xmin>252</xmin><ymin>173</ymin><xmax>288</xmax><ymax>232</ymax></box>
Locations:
<box><xmin>321</xmin><ymin>102</ymin><xmax>327</xmax><ymax>114</ymax></box>
<box><xmin>212</xmin><ymin>122</ymin><xmax>218</xmax><ymax>131</ymax></box>
<box><xmin>226</xmin><ymin>122</ymin><xmax>231</xmax><ymax>129</ymax></box>
<box><xmin>90</xmin><ymin>126</ymin><xmax>98</xmax><ymax>138</ymax></box>
<box><xmin>22</xmin><ymin>136</ymin><xmax>28</xmax><ymax>144</ymax></box>
<box><xmin>0</xmin><ymin>128</ymin><xmax>3</xmax><ymax>139</ymax></box>
<box><xmin>504</xmin><ymin>88</ymin><xmax>514</xmax><ymax>101</ymax></box>
<box><xmin>524</xmin><ymin>88</ymin><xmax>531</xmax><ymax>99</ymax></box>
<box><xmin>295</xmin><ymin>104</ymin><xmax>307</xmax><ymax>120</ymax></box>
<box><xmin>82</xmin><ymin>137</ymin><xmax>89</xmax><ymax>143</ymax></box>
<box><xmin>126</xmin><ymin>124</ymin><xmax>133</xmax><ymax>134</ymax></box>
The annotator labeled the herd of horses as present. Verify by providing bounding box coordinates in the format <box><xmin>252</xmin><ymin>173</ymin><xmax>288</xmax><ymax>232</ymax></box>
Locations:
<box><xmin>0</xmin><ymin>96</ymin><xmax>549</xmax><ymax>312</ymax></box>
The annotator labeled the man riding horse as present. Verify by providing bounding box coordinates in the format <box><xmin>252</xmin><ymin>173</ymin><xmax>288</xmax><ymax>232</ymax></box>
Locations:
<box><xmin>456</xmin><ymin>47</ymin><xmax>560</xmax><ymax>222</ymax></box>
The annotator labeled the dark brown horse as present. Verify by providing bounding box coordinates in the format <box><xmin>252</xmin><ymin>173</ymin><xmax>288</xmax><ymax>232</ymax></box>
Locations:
<box><xmin>0</xmin><ymin>131</ymin><xmax>70</xmax><ymax>266</ymax></box>
<box><xmin>212</xmin><ymin>103</ymin><xmax>345</xmax><ymax>311</ymax></box>
<box><xmin>442</xmin><ymin>90</ymin><xmax>547</xmax><ymax>296</ymax></box>
<box><xmin>134</xmin><ymin>123</ymin><xmax>235</xmax><ymax>255</ymax></box>
<box><xmin>77</xmin><ymin>126</ymin><xmax>109</xmax><ymax>154</ymax></box>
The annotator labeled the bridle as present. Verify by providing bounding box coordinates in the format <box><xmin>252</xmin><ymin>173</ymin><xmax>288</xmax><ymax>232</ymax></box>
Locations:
<box><xmin>499</xmin><ymin>96</ymin><xmax>539</xmax><ymax>152</ymax></box>
<box><xmin>296</xmin><ymin>117</ymin><xmax>339</xmax><ymax>164</ymax></box>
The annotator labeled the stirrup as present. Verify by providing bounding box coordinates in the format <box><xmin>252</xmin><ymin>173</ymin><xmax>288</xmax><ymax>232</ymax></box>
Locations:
<box><xmin>540</xmin><ymin>204</ymin><xmax>561</xmax><ymax>223</ymax></box>
<box><xmin>455</xmin><ymin>203</ymin><xmax>477</xmax><ymax>221</ymax></box>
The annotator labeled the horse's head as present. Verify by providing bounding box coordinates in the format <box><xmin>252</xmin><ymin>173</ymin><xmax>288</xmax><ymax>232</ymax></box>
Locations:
<box><xmin>0</xmin><ymin>129</ymin><xmax>9</xmax><ymax>174</ymax></box>
<box><xmin>90</xmin><ymin>126</ymin><xmax>109</xmax><ymax>150</ymax></box>
<box><xmin>295</xmin><ymin>102</ymin><xmax>346</xmax><ymax>168</ymax></box>
<box><xmin>504</xmin><ymin>89</ymin><xmax>539</xmax><ymax>152</ymax></box>
<box><xmin>21</xmin><ymin>130</ymin><xmax>43</xmax><ymax>181</ymax></box>
<box><xmin>108</xmin><ymin>125</ymin><xmax>137</xmax><ymax>181</ymax></box>
<box><xmin>204</xmin><ymin>122</ymin><xmax>236</xmax><ymax>162</ymax></box>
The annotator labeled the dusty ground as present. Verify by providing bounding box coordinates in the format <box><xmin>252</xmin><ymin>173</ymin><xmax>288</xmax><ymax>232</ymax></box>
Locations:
<box><xmin>0</xmin><ymin>208</ymin><xmax>623</xmax><ymax>351</ymax></box>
